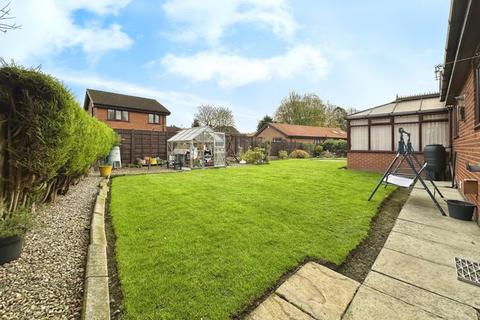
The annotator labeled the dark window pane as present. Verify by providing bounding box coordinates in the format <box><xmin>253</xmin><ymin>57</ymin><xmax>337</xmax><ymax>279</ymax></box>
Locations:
<box><xmin>107</xmin><ymin>109</ymin><xmax>115</xmax><ymax>120</ymax></box>
<box><xmin>122</xmin><ymin>111</ymin><xmax>129</xmax><ymax>121</ymax></box>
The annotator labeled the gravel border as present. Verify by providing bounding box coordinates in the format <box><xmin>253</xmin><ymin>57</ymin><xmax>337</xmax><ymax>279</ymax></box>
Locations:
<box><xmin>0</xmin><ymin>176</ymin><xmax>101</xmax><ymax>320</ymax></box>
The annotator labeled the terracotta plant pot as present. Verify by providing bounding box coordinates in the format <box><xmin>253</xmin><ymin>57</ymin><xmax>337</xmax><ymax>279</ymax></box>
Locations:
<box><xmin>0</xmin><ymin>235</ymin><xmax>23</xmax><ymax>264</ymax></box>
<box><xmin>99</xmin><ymin>165</ymin><xmax>113</xmax><ymax>177</ymax></box>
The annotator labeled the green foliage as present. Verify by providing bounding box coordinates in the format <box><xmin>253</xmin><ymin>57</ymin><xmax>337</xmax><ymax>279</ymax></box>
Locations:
<box><xmin>278</xmin><ymin>150</ymin><xmax>288</xmax><ymax>160</ymax></box>
<box><xmin>0</xmin><ymin>209</ymin><xmax>32</xmax><ymax>238</ymax></box>
<box><xmin>289</xmin><ymin>149</ymin><xmax>310</xmax><ymax>159</ymax></box>
<box><xmin>313</xmin><ymin>144</ymin><xmax>324</xmax><ymax>157</ymax></box>
<box><xmin>241</xmin><ymin>147</ymin><xmax>267</xmax><ymax>164</ymax></box>
<box><xmin>273</xmin><ymin>91</ymin><xmax>349</xmax><ymax>130</ymax></box>
<box><xmin>299</xmin><ymin>143</ymin><xmax>314</xmax><ymax>155</ymax></box>
<box><xmin>110</xmin><ymin>160</ymin><xmax>392</xmax><ymax>319</ymax></box>
<box><xmin>0</xmin><ymin>64</ymin><xmax>117</xmax><ymax>214</ymax></box>
<box><xmin>322</xmin><ymin>139</ymin><xmax>348</xmax><ymax>157</ymax></box>
<box><xmin>256</xmin><ymin>114</ymin><xmax>273</xmax><ymax>132</ymax></box>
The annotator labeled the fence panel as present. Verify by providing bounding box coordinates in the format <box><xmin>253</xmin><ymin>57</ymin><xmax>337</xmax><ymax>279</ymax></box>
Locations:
<box><xmin>116</xmin><ymin>129</ymin><xmax>168</xmax><ymax>164</ymax></box>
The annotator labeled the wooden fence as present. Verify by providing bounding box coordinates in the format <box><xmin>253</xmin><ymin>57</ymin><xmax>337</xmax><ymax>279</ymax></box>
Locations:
<box><xmin>115</xmin><ymin>129</ymin><xmax>171</xmax><ymax>164</ymax></box>
<box><xmin>115</xmin><ymin>129</ymin><xmax>324</xmax><ymax>164</ymax></box>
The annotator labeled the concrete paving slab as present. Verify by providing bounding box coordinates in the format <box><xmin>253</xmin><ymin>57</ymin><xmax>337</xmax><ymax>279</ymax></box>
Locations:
<box><xmin>372</xmin><ymin>248</ymin><xmax>480</xmax><ymax>309</ymax></box>
<box><xmin>363</xmin><ymin>271</ymin><xmax>478</xmax><ymax>320</ymax></box>
<box><xmin>83</xmin><ymin>277</ymin><xmax>110</xmax><ymax>320</ymax></box>
<box><xmin>85</xmin><ymin>244</ymin><xmax>108</xmax><ymax>278</ymax></box>
<box><xmin>247</xmin><ymin>295</ymin><xmax>315</xmax><ymax>320</ymax></box>
<box><xmin>392</xmin><ymin>219</ymin><xmax>478</xmax><ymax>252</ymax></box>
<box><xmin>342</xmin><ymin>286</ymin><xmax>442</xmax><ymax>320</ymax></box>
<box><xmin>384</xmin><ymin>231</ymin><xmax>480</xmax><ymax>267</ymax></box>
<box><xmin>399</xmin><ymin>203</ymin><xmax>479</xmax><ymax>236</ymax></box>
<box><xmin>276</xmin><ymin>262</ymin><xmax>359</xmax><ymax>320</ymax></box>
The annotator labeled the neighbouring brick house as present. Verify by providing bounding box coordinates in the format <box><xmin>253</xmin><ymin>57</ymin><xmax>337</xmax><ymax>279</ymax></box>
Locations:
<box><xmin>255</xmin><ymin>123</ymin><xmax>347</xmax><ymax>144</ymax></box>
<box><xmin>84</xmin><ymin>89</ymin><xmax>171</xmax><ymax>164</ymax></box>
<box><xmin>440</xmin><ymin>0</ymin><xmax>480</xmax><ymax>211</ymax></box>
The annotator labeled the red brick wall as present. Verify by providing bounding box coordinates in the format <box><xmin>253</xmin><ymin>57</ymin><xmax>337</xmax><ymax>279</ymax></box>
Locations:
<box><xmin>93</xmin><ymin>107</ymin><xmax>167</xmax><ymax>132</ymax></box>
<box><xmin>452</xmin><ymin>68</ymin><xmax>480</xmax><ymax>212</ymax></box>
<box><xmin>347</xmin><ymin>151</ymin><xmax>424</xmax><ymax>173</ymax></box>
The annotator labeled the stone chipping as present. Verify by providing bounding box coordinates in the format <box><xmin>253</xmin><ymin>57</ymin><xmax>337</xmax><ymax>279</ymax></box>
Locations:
<box><xmin>0</xmin><ymin>176</ymin><xmax>101</xmax><ymax>320</ymax></box>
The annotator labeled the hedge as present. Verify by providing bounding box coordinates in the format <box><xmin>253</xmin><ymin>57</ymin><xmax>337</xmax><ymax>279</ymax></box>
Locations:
<box><xmin>0</xmin><ymin>64</ymin><xmax>117</xmax><ymax>216</ymax></box>
<box><xmin>322</xmin><ymin>139</ymin><xmax>347</xmax><ymax>157</ymax></box>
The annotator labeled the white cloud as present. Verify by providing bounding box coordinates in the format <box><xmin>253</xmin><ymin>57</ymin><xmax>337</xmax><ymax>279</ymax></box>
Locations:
<box><xmin>162</xmin><ymin>0</ymin><xmax>297</xmax><ymax>45</ymax></box>
<box><xmin>161</xmin><ymin>45</ymin><xmax>329</xmax><ymax>87</ymax></box>
<box><xmin>0</xmin><ymin>0</ymin><xmax>132</xmax><ymax>62</ymax></box>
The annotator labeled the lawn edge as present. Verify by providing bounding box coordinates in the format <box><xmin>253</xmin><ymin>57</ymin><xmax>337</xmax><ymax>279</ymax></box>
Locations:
<box><xmin>232</xmin><ymin>187</ymin><xmax>408</xmax><ymax>320</ymax></box>
<box><xmin>82</xmin><ymin>178</ymin><xmax>110</xmax><ymax>320</ymax></box>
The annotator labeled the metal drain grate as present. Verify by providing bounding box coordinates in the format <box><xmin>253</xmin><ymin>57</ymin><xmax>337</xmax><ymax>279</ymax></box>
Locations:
<box><xmin>455</xmin><ymin>257</ymin><xmax>480</xmax><ymax>287</ymax></box>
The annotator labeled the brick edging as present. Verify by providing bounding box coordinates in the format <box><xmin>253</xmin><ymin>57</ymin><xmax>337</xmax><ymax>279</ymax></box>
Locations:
<box><xmin>82</xmin><ymin>178</ymin><xmax>110</xmax><ymax>320</ymax></box>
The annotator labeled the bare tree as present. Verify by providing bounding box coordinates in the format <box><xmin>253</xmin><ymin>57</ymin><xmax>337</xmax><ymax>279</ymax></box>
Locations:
<box><xmin>193</xmin><ymin>104</ymin><xmax>235</xmax><ymax>129</ymax></box>
<box><xmin>0</xmin><ymin>2</ymin><xmax>20</xmax><ymax>33</ymax></box>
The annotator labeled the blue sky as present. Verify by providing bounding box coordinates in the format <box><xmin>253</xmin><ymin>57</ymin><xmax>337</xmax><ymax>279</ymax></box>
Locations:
<box><xmin>1</xmin><ymin>0</ymin><xmax>450</xmax><ymax>132</ymax></box>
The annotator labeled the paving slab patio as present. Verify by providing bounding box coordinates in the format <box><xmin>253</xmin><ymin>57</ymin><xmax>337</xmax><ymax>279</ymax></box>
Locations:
<box><xmin>247</xmin><ymin>262</ymin><xmax>359</xmax><ymax>320</ymax></box>
<box><xmin>343</xmin><ymin>182</ymin><xmax>480</xmax><ymax>319</ymax></box>
<box><xmin>247</xmin><ymin>183</ymin><xmax>479</xmax><ymax>320</ymax></box>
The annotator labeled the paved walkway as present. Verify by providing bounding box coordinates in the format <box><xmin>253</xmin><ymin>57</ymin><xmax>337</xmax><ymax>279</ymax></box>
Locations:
<box><xmin>344</xmin><ymin>182</ymin><xmax>480</xmax><ymax>319</ymax></box>
<box><xmin>247</xmin><ymin>183</ymin><xmax>480</xmax><ymax>319</ymax></box>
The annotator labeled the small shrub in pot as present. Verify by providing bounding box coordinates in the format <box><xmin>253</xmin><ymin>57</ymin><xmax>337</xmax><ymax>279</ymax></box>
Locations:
<box><xmin>0</xmin><ymin>209</ymin><xmax>32</xmax><ymax>264</ymax></box>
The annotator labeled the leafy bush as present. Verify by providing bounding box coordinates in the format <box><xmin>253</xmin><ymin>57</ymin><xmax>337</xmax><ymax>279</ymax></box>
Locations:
<box><xmin>322</xmin><ymin>139</ymin><xmax>347</xmax><ymax>157</ymax></box>
<box><xmin>278</xmin><ymin>150</ymin><xmax>288</xmax><ymax>160</ymax></box>
<box><xmin>241</xmin><ymin>147</ymin><xmax>267</xmax><ymax>164</ymax></box>
<box><xmin>299</xmin><ymin>143</ymin><xmax>315</xmax><ymax>155</ymax></box>
<box><xmin>0</xmin><ymin>64</ymin><xmax>117</xmax><ymax>216</ymax></box>
<box><xmin>320</xmin><ymin>150</ymin><xmax>335</xmax><ymax>158</ymax></box>
<box><xmin>289</xmin><ymin>149</ymin><xmax>310</xmax><ymax>159</ymax></box>
<box><xmin>0</xmin><ymin>209</ymin><xmax>32</xmax><ymax>238</ymax></box>
<box><xmin>259</xmin><ymin>141</ymin><xmax>271</xmax><ymax>164</ymax></box>
<box><xmin>313</xmin><ymin>145</ymin><xmax>324</xmax><ymax>157</ymax></box>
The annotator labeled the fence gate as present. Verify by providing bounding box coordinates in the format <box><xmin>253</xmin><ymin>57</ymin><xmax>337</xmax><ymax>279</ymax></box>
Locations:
<box><xmin>214</xmin><ymin>132</ymin><xmax>226</xmax><ymax>167</ymax></box>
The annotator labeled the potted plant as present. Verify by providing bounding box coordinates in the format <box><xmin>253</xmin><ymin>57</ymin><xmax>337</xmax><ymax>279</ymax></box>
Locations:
<box><xmin>98</xmin><ymin>157</ymin><xmax>113</xmax><ymax>178</ymax></box>
<box><xmin>0</xmin><ymin>209</ymin><xmax>32</xmax><ymax>264</ymax></box>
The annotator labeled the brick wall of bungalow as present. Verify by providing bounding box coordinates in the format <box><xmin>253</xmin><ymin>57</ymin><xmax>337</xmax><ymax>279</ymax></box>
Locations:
<box><xmin>92</xmin><ymin>107</ymin><xmax>167</xmax><ymax>132</ymax></box>
<box><xmin>452</xmin><ymin>68</ymin><xmax>480</xmax><ymax>213</ymax></box>
<box><xmin>347</xmin><ymin>151</ymin><xmax>425</xmax><ymax>173</ymax></box>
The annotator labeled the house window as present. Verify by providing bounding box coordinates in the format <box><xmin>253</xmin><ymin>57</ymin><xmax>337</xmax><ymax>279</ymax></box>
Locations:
<box><xmin>107</xmin><ymin>109</ymin><xmax>128</xmax><ymax>121</ymax></box>
<box><xmin>272</xmin><ymin>137</ymin><xmax>283</xmax><ymax>142</ymax></box>
<box><xmin>148</xmin><ymin>113</ymin><xmax>160</xmax><ymax>124</ymax></box>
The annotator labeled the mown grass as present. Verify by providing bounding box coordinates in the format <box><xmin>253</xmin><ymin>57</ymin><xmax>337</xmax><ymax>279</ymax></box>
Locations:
<box><xmin>110</xmin><ymin>159</ymin><xmax>391</xmax><ymax>319</ymax></box>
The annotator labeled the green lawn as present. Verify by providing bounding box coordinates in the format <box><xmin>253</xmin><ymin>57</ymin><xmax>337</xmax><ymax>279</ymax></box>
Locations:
<box><xmin>110</xmin><ymin>159</ymin><xmax>391</xmax><ymax>319</ymax></box>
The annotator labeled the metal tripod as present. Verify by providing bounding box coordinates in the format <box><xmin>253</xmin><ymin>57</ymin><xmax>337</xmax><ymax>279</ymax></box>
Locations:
<box><xmin>368</xmin><ymin>128</ymin><xmax>446</xmax><ymax>216</ymax></box>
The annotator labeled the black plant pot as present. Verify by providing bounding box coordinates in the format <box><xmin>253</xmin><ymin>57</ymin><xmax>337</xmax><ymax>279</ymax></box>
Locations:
<box><xmin>447</xmin><ymin>200</ymin><xmax>476</xmax><ymax>221</ymax></box>
<box><xmin>0</xmin><ymin>235</ymin><xmax>23</xmax><ymax>264</ymax></box>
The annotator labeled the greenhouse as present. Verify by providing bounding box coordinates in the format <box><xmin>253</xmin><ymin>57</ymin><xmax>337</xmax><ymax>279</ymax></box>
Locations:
<box><xmin>167</xmin><ymin>126</ymin><xmax>226</xmax><ymax>169</ymax></box>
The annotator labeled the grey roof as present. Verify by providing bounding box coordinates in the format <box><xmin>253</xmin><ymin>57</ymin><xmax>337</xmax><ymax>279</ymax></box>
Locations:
<box><xmin>346</xmin><ymin>93</ymin><xmax>446</xmax><ymax>120</ymax></box>
<box><xmin>86</xmin><ymin>89</ymin><xmax>170</xmax><ymax>114</ymax></box>
<box><xmin>168</xmin><ymin>126</ymin><xmax>215</xmax><ymax>142</ymax></box>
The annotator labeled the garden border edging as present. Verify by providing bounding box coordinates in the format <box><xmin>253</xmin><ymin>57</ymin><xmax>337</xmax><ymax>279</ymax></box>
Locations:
<box><xmin>82</xmin><ymin>178</ymin><xmax>110</xmax><ymax>320</ymax></box>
